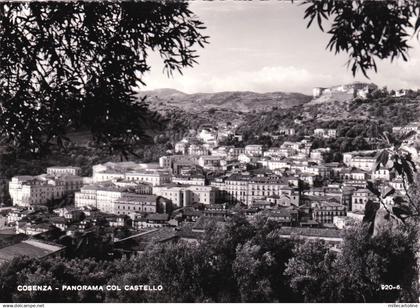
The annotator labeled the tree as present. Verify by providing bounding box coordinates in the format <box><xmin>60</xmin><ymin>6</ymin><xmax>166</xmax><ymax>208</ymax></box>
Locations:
<box><xmin>284</xmin><ymin>240</ymin><xmax>338</xmax><ymax>302</ymax></box>
<box><xmin>128</xmin><ymin>242</ymin><xmax>208</xmax><ymax>303</ymax></box>
<box><xmin>334</xmin><ymin>224</ymin><xmax>418</xmax><ymax>303</ymax></box>
<box><xmin>0</xmin><ymin>2</ymin><xmax>208</xmax><ymax>156</ymax></box>
<box><xmin>0</xmin><ymin>257</ymin><xmax>33</xmax><ymax>302</ymax></box>
<box><xmin>367</xmin><ymin>130</ymin><xmax>419</xmax><ymax>229</ymax></box>
<box><xmin>12</xmin><ymin>269</ymin><xmax>60</xmax><ymax>302</ymax></box>
<box><xmin>232</xmin><ymin>223</ymin><xmax>298</xmax><ymax>302</ymax></box>
<box><xmin>284</xmin><ymin>224</ymin><xmax>418</xmax><ymax>303</ymax></box>
<box><xmin>200</xmin><ymin>215</ymin><xmax>257</xmax><ymax>302</ymax></box>
<box><xmin>301</xmin><ymin>0</ymin><xmax>420</xmax><ymax>77</ymax></box>
<box><xmin>233</xmin><ymin>242</ymin><xmax>273</xmax><ymax>302</ymax></box>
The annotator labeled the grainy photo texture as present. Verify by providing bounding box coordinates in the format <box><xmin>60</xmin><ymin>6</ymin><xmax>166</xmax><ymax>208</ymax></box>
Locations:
<box><xmin>0</xmin><ymin>0</ymin><xmax>419</xmax><ymax>304</ymax></box>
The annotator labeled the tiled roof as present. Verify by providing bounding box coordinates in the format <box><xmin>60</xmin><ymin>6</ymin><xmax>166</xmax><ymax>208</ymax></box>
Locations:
<box><xmin>278</xmin><ymin>227</ymin><xmax>343</xmax><ymax>239</ymax></box>
<box><xmin>146</xmin><ymin>213</ymin><xmax>169</xmax><ymax>221</ymax></box>
<box><xmin>192</xmin><ymin>216</ymin><xmax>225</xmax><ymax>231</ymax></box>
<box><xmin>0</xmin><ymin>239</ymin><xmax>64</xmax><ymax>263</ymax></box>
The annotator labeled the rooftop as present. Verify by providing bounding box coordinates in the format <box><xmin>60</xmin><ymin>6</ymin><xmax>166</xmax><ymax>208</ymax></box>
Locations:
<box><xmin>115</xmin><ymin>194</ymin><xmax>156</xmax><ymax>203</ymax></box>
<box><xmin>0</xmin><ymin>239</ymin><xmax>64</xmax><ymax>264</ymax></box>
<box><xmin>277</xmin><ymin>227</ymin><xmax>343</xmax><ymax>239</ymax></box>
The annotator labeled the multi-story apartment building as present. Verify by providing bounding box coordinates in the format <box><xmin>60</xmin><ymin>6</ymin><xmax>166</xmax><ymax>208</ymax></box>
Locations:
<box><xmin>172</xmin><ymin>175</ymin><xmax>206</xmax><ymax>186</ymax></box>
<box><xmin>188</xmin><ymin>186</ymin><xmax>217</xmax><ymax>205</ymax></box>
<box><xmin>92</xmin><ymin>170</ymin><xmax>125</xmax><ymax>182</ymax></box>
<box><xmin>222</xmin><ymin>174</ymin><xmax>250</xmax><ymax>205</ymax></box>
<box><xmin>124</xmin><ymin>170</ymin><xmax>172</xmax><ymax>186</ymax></box>
<box><xmin>351</xmin><ymin>189</ymin><xmax>376</xmax><ymax>212</ymax></box>
<box><xmin>174</xmin><ymin>140</ymin><xmax>189</xmax><ymax>154</ymax></box>
<box><xmin>267</xmin><ymin>159</ymin><xmax>291</xmax><ymax>171</ymax></box>
<box><xmin>8</xmin><ymin>176</ymin><xmax>34</xmax><ymax>207</ymax></box>
<box><xmin>342</xmin><ymin>186</ymin><xmax>356</xmax><ymax>211</ymax></box>
<box><xmin>95</xmin><ymin>188</ymin><xmax>127</xmax><ymax>214</ymax></box>
<box><xmin>278</xmin><ymin>127</ymin><xmax>296</xmax><ymax>136</ymax></box>
<box><xmin>91</xmin><ymin>161</ymin><xmax>171</xmax><ymax>186</ymax></box>
<box><xmin>302</xmin><ymin>165</ymin><xmax>331</xmax><ymax>179</ymax></box>
<box><xmin>151</xmin><ymin>185</ymin><xmax>185</xmax><ymax>207</ymax></box>
<box><xmin>343</xmin><ymin>151</ymin><xmax>378</xmax><ymax>171</ymax></box>
<box><xmin>188</xmin><ymin>144</ymin><xmax>209</xmax><ymax>156</ymax></box>
<box><xmin>314</xmin><ymin>128</ymin><xmax>337</xmax><ymax>139</ymax></box>
<box><xmin>266</xmin><ymin>194</ymin><xmax>300</xmax><ymax>207</ymax></box>
<box><xmin>238</xmin><ymin>154</ymin><xmax>257</xmax><ymax>164</ymax></box>
<box><xmin>152</xmin><ymin>184</ymin><xmax>216</xmax><ymax>207</ymax></box>
<box><xmin>312</xmin><ymin>201</ymin><xmax>346</xmax><ymax>224</ymax></box>
<box><xmin>9</xmin><ymin>173</ymin><xmax>83</xmax><ymax>207</ymax></box>
<box><xmin>75</xmin><ymin>182</ymin><xmax>156</xmax><ymax>214</ymax></box>
<box><xmin>197</xmin><ymin>128</ymin><xmax>218</xmax><ymax>146</ymax></box>
<box><xmin>113</xmin><ymin>194</ymin><xmax>158</xmax><ymax>216</ymax></box>
<box><xmin>132</xmin><ymin>213</ymin><xmax>170</xmax><ymax>229</ymax></box>
<box><xmin>264</xmin><ymin>147</ymin><xmax>293</xmax><ymax>158</ymax></box>
<box><xmin>227</xmin><ymin>147</ymin><xmax>245</xmax><ymax>159</ymax></box>
<box><xmin>371</xmin><ymin>168</ymin><xmax>392</xmax><ymax>181</ymax></box>
<box><xmin>113</xmin><ymin>180</ymin><xmax>153</xmax><ymax>194</ymax></box>
<box><xmin>74</xmin><ymin>185</ymin><xmax>98</xmax><ymax>208</ymax></box>
<box><xmin>6</xmin><ymin>208</ymin><xmax>31</xmax><ymax>225</ymax></box>
<box><xmin>348</xmin><ymin>156</ymin><xmax>376</xmax><ymax>171</ymax></box>
<box><xmin>159</xmin><ymin>155</ymin><xmax>200</xmax><ymax>174</ymax></box>
<box><xmin>309</xmin><ymin>148</ymin><xmax>330</xmax><ymax>163</ymax></box>
<box><xmin>247</xmin><ymin>176</ymin><xmax>295</xmax><ymax>205</ymax></box>
<box><xmin>389</xmin><ymin>177</ymin><xmax>405</xmax><ymax>193</ymax></box>
<box><xmin>211</xmin><ymin>146</ymin><xmax>231</xmax><ymax>157</ymax></box>
<box><xmin>342</xmin><ymin>168</ymin><xmax>367</xmax><ymax>181</ymax></box>
<box><xmin>198</xmin><ymin>156</ymin><xmax>225</xmax><ymax>170</ymax></box>
<box><xmin>244</xmin><ymin>145</ymin><xmax>263</xmax><ymax>157</ymax></box>
<box><xmin>210</xmin><ymin>174</ymin><xmax>299</xmax><ymax>207</ymax></box>
<box><xmin>46</xmin><ymin>166</ymin><xmax>81</xmax><ymax>176</ymax></box>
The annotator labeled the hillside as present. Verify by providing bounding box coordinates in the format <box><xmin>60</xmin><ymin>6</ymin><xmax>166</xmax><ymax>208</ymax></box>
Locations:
<box><xmin>236</xmin><ymin>95</ymin><xmax>420</xmax><ymax>137</ymax></box>
<box><xmin>308</xmin><ymin>92</ymin><xmax>354</xmax><ymax>105</ymax></box>
<box><xmin>138</xmin><ymin>88</ymin><xmax>312</xmax><ymax>112</ymax></box>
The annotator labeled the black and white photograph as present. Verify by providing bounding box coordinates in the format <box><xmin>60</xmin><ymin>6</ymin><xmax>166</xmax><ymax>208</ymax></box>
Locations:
<box><xmin>0</xmin><ymin>0</ymin><xmax>419</xmax><ymax>305</ymax></box>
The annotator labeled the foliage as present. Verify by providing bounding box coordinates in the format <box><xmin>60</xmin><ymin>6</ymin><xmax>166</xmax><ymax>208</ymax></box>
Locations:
<box><xmin>367</xmin><ymin>130</ymin><xmax>419</xmax><ymax>225</ymax></box>
<box><xmin>285</xmin><ymin>224</ymin><xmax>418</xmax><ymax>303</ymax></box>
<box><xmin>0</xmin><ymin>215</ymin><xmax>418</xmax><ymax>303</ymax></box>
<box><xmin>284</xmin><ymin>240</ymin><xmax>338</xmax><ymax>302</ymax></box>
<box><xmin>0</xmin><ymin>216</ymin><xmax>298</xmax><ymax>303</ymax></box>
<box><xmin>233</xmin><ymin>225</ymin><xmax>298</xmax><ymax>302</ymax></box>
<box><xmin>334</xmin><ymin>224</ymin><xmax>418</xmax><ymax>302</ymax></box>
<box><xmin>232</xmin><ymin>93</ymin><xmax>419</xmax><ymax>166</ymax></box>
<box><xmin>0</xmin><ymin>2</ymin><xmax>208</xmax><ymax>156</ymax></box>
<box><xmin>302</xmin><ymin>0</ymin><xmax>420</xmax><ymax>77</ymax></box>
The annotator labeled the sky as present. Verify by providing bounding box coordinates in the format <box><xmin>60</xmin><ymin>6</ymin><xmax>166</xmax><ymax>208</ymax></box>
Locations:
<box><xmin>141</xmin><ymin>1</ymin><xmax>420</xmax><ymax>95</ymax></box>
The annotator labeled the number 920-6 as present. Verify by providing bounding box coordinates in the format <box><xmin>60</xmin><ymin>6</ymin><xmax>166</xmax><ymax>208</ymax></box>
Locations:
<box><xmin>381</xmin><ymin>284</ymin><xmax>401</xmax><ymax>290</ymax></box>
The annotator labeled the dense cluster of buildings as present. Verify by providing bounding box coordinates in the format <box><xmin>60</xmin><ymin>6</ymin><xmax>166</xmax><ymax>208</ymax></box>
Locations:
<box><xmin>1</xmin><ymin>119</ymin><xmax>418</xmax><ymax>258</ymax></box>
<box><xmin>8</xmin><ymin>167</ymin><xmax>83</xmax><ymax>208</ymax></box>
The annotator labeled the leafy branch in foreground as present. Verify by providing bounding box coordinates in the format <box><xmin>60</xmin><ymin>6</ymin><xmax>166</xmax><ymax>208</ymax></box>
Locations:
<box><xmin>366</xmin><ymin>130</ymin><xmax>419</xmax><ymax>231</ymax></box>
<box><xmin>301</xmin><ymin>0</ymin><xmax>420</xmax><ymax>77</ymax></box>
<box><xmin>0</xmin><ymin>1</ymin><xmax>209</xmax><ymax>156</ymax></box>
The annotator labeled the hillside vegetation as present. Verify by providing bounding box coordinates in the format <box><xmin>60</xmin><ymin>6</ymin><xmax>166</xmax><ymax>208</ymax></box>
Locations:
<box><xmin>1</xmin><ymin>89</ymin><xmax>419</xmax><ymax>182</ymax></box>
<box><xmin>237</xmin><ymin>95</ymin><xmax>420</xmax><ymax>136</ymax></box>
<box><xmin>139</xmin><ymin>88</ymin><xmax>312</xmax><ymax>113</ymax></box>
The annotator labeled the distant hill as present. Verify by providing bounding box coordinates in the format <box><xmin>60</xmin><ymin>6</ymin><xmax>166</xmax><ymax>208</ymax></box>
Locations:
<box><xmin>138</xmin><ymin>88</ymin><xmax>312</xmax><ymax>112</ymax></box>
<box><xmin>308</xmin><ymin>91</ymin><xmax>355</xmax><ymax>105</ymax></box>
<box><xmin>309</xmin><ymin>82</ymin><xmax>378</xmax><ymax>105</ymax></box>
<box><xmin>235</xmin><ymin>94</ymin><xmax>420</xmax><ymax>138</ymax></box>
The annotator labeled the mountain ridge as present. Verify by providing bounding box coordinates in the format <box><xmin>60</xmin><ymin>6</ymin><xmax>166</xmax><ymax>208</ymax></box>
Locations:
<box><xmin>138</xmin><ymin>88</ymin><xmax>312</xmax><ymax>112</ymax></box>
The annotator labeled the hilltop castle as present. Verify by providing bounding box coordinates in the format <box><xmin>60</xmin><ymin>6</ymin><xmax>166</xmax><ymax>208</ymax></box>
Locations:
<box><xmin>313</xmin><ymin>82</ymin><xmax>378</xmax><ymax>99</ymax></box>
